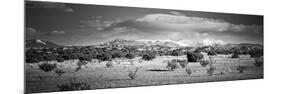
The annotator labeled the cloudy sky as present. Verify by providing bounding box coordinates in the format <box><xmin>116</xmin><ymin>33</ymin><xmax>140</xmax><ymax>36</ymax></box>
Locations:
<box><xmin>25</xmin><ymin>1</ymin><xmax>263</xmax><ymax>46</ymax></box>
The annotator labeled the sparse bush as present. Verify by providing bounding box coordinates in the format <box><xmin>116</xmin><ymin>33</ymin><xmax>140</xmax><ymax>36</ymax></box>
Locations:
<box><xmin>125</xmin><ymin>53</ymin><xmax>135</xmax><ymax>59</ymax></box>
<box><xmin>172</xmin><ymin>59</ymin><xmax>188</xmax><ymax>68</ymax></box>
<box><xmin>38</xmin><ymin>63</ymin><xmax>57</xmax><ymax>72</ymax></box>
<box><xmin>231</xmin><ymin>54</ymin><xmax>239</xmax><ymax>58</ymax></box>
<box><xmin>106</xmin><ymin>61</ymin><xmax>113</xmax><ymax>68</ymax></box>
<box><xmin>56</xmin><ymin>57</ymin><xmax>64</xmax><ymax>62</ymax></box>
<box><xmin>236</xmin><ymin>65</ymin><xmax>247</xmax><ymax>73</ymax></box>
<box><xmin>254</xmin><ymin>57</ymin><xmax>263</xmax><ymax>67</ymax></box>
<box><xmin>186</xmin><ymin>52</ymin><xmax>203</xmax><ymax>62</ymax></box>
<box><xmin>185</xmin><ymin>67</ymin><xmax>192</xmax><ymax>76</ymax></box>
<box><xmin>166</xmin><ymin>61</ymin><xmax>179</xmax><ymax>71</ymax></box>
<box><xmin>55</xmin><ymin>68</ymin><xmax>65</xmax><ymax>76</ymax></box>
<box><xmin>142</xmin><ymin>53</ymin><xmax>156</xmax><ymax>61</ymax></box>
<box><xmin>128</xmin><ymin>67</ymin><xmax>139</xmax><ymax>79</ymax></box>
<box><xmin>207</xmin><ymin>51</ymin><xmax>217</xmax><ymax>56</ymax></box>
<box><xmin>206</xmin><ymin>64</ymin><xmax>216</xmax><ymax>76</ymax></box>
<box><xmin>199</xmin><ymin>60</ymin><xmax>210</xmax><ymax>67</ymax></box>
<box><xmin>57</xmin><ymin>81</ymin><xmax>91</xmax><ymax>91</ymax></box>
<box><xmin>96</xmin><ymin>54</ymin><xmax>112</xmax><ymax>61</ymax></box>
<box><xmin>77</xmin><ymin>61</ymin><xmax>88</xmax><ymax>66</ymax></box>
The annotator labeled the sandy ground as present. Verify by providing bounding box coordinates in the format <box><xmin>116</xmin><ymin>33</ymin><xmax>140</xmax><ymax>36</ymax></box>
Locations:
<box><xmin>25</xmin><ymin>55</ymin><xmax>263</xmax><ymax>93</ymax></box>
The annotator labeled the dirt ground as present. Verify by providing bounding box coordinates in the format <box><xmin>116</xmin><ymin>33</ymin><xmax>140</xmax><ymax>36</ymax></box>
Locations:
<box><xmin>25</xmin><ymin>55</ymin><xmax>263</xmax><ymax>93</ymax></box>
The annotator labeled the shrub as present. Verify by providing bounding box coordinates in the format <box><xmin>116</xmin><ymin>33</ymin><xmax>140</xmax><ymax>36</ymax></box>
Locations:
<box><xmin>142</xmin><ymin>54</ymin><xmax>156</xmax><ymax>61</ymax></box>
<box><xmin>125</xmin><ymin>53</ymin><xmax>135</xmax><ymax>59</ymax></box>
<box><xmin>207</xmin><ymin>51</ymin><xmax>217</xmax><ymax>56</ymax></box>
<box><xmin>77</xmin><ymin>61</ymin><xmax>88</xmax><ymax>66</ymax></box>
<box><xmin>38</xmin><ymin>63</ymin><xmax>57</xmax><ymax>72</ymax></box>
<box><xmin>185</xmin><ymin>67</ymin><xmax>192</xmax><ymax>76</ymax></box>
<box><xmin>236</xmin><ymin>65</ymin><xmax>247</xmax><ymax>73</ymax></box>
<box><xmin>106</xmin><ymin>61</ymin><xmax>113</xmax><ymax>68</ymax></box>
<box><xmin>206</xmin><ymin>64</ymin><xmax>216</xmax><ymax>76</ymax></box>
<box><xmin>231</xmin><ymin>54</ymin><xmax>239</xmax><ymax>58</ymax></box>
<box><xmin>172</xmin><ymin>59</ymin><xmax>188</xmax><ymax>68</ymax></box>
<box><xmin>199</xmin><ymin>60</ymin><xmax>210</xmax><ymax>67</ymax></box>
<box><xmin>166</xmin><ymin>61</ymin><xmax>179</xmax><ymax>71</ymax></box>
<box><xmin>254</xmin><ymin>57</ymin><xmax>263</xmax><ymax>67</ymax></box>
<box><xmin>128</xmin><ymin>67</ymin><xmax>139</xmax><ymax>79</ymax></box>
<box><xmin>57</xmin><ymin>81</ymin><xmax>91</xmax><ymax>91</ymax></box>
<box><xmin>186</xmin><ymin>52</ymin><xmax>203</xmax><ymax>62</ymax></box>
<box><xmin>96</xmin><ymin>54</ymin><xmax>112</xmax><ymax>61</ymax></box>
<box><xmin>171</xmin><ymin>50</ymin><xmax>183</xmax><ymax>56</ymax></box>
<box><xmin>55</xmin><ymin>68</ymin><xmax>65</xmax><ymax>76</ymax></box>
<box><xmin>78</xmin><ymin>55</ymin><xmax>92</xmax><ymax>61</ymax></box>
<box><xmin>56</xmin><ymin>57</ymin><xmax>64</xmax><ymax>62</ymax></box>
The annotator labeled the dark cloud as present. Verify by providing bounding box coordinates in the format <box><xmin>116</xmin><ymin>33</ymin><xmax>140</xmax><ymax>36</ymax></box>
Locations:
<box><xmin>26</xmin><ymin>1</ymin><xmax>74</xmax><ymax>12</ymax></box>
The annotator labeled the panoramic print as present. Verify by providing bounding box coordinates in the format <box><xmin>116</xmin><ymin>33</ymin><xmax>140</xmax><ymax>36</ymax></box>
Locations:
<box><xmin>25</xmin><ymin>1</ymin><xmax>263</xmax><ymax>93</ymax></box>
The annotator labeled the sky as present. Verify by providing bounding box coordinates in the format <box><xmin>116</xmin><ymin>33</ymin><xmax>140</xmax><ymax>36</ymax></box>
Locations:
<box><xmin>25</xmin><ymin>1</ymin><xmax>263</xmax><ymax>46</ymax></box>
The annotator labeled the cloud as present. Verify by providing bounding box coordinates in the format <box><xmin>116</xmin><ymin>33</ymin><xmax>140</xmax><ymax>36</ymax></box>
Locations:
<box><xmin>135</xmin><ymin>13</ymin><xmax>263</xmax><ymax>33</ymax></box>
<box><xmin>51</xmin><ymin>30</ymin><xmax>65</xmax><ymax>34</ymax></box>
<box><xmin>26</xmin><ymin>1</ymin><xmax>74</xmax><ymax>12</ymax></box>
<box><xmin>26</xmin><ymin>27</ymin><xmax>37</xmax><ymax>34</ymax></box>
<box><xmin>79</xmin><ymin>16</ymin><xmax>124</xmax><ymax>31</ymax></box>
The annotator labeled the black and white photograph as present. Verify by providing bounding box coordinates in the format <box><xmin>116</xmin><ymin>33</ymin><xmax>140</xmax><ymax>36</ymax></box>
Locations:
<box><xmin>24</xmin><ymin>0</ymin><xmax>264</xmax><ymax>93</ymax></box>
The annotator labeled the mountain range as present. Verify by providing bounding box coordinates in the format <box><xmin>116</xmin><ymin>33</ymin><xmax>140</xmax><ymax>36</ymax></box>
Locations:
<box><xmin>25</xmin><ymin>39</ymin><xmax>262</xmax><ymax>49</ymax></box>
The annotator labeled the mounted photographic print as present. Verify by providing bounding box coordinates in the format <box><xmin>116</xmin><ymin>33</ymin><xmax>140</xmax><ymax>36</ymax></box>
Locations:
<box><xmin>25</xmin><ymin>0</ymin><xmax>264</xmax><ymax>93</ymax></box>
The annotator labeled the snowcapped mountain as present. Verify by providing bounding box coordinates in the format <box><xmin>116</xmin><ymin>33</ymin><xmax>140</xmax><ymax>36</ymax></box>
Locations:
<box><xmin>25</xmin><ymin>39</ymin><xmax>62</xmax><ymax>48</ymax></box>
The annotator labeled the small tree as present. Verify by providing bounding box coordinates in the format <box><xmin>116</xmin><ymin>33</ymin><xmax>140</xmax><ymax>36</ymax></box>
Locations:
<box><xmin>128</xmin><ymin>67</ymin><xmax>139</xmax><ymax>79</ymax></box>
<box><xmin>166</xmin><ymin>61</ymin><xmax>178</xmax><ymax>71</ymax></box>
<box><xmin>38</xmin><ymin>63</ymin><xmax>57</xmax><ymax>72</ymax></box>
<box><xmin>106</xmin><ymin>61</ymin><xmax>113</xmax><ymax>68</ymax></box>
<box><xmin>186</xmin><ymin>52</ymin><xmax>203</xmax><ymax>62</ymax></box>
<box><xmin>207</xmin><ymin>50</ymin><xmax>217</xmax><ymax>56</ymax></box>
<box><xmin>185</xmin><ymin>67</ymin><xmax>192</xmax><ymax>76</ymax></box>
<box><xmin>55</xmin><ymin>68</ymin><xmax>65</xmax><ymax>76</ymax></box>
<box><xmin>236</xmin><ymin>65</ymin><xmax>247</xmax><ymax>73</ymax></box>
<box><xmin>125</xmin><ymin>53</ymin><xmax>135</xmax><ymax>59</ymax></box>
<box><xmin>199</xmin><ymin>60</ymin><xmax>209</xmax><ymax>67</ymax></box>
<box><xmin>254</xmin><ymin>57</ymin><xmax>263</xmax><ymax>67</ymax></box>
<box><xmin>206</xmin><ymin>64</ymin><xmax>216</xmax><ymax>76</ymax></box>
<box><xmin>142</xmin><ymin>53</ymin><xmax>156</xmax><ymax>61</ymax></box>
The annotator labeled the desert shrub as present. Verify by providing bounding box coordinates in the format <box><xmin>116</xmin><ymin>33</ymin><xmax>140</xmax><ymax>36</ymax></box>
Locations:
<box><xmin>206</xmin><ymin>64</ymin><xmax>216</xmax><ymax>76</ymax></box>
<box><xmin>57</xmin><ymin>81</ymin><xmax>91</xmax><ymax>91</ymax></box>
<box><xmin>236</xmin><ymin>65</ymin><xmax>247</xmax><ymax>73</ymax></box>
<box><xmin>231</xmin><ymin>54</ymin><xmax>239</xmax><ymax>58</ymax></box>
<box><xmin>185</xmin><ymin>67</ymin><xmax>192</xmax><ymax>76</ymax></box>
<box><xmin>254</xmin><ymin>58</ymin><xmax>263</xmax><ymax>67</ymax></box>
<box><xmin>38</xmin><ymin>63</ymin><xmax>57</xmax><ymax>72</ymax></box>
<box><xmin>125</xmin><ymin>53</ymin><xmax>135</xmax><ymax>59</ymax></box>
<box><xmin>111</xmin><ymin>52</ymin><xmax>125</xmax><ymax>58</ymax></box>
<box><xmin>199</xmin><ymin>60</ymin><xmax>210</xmax><ymax>67</ymax></box>
<box><xmin>207</xmin><ymin>51</ymin><xmax>217</xmax><ymax>56</ymax></box>
<box><xmin>249</xmin><ymin>48</ymin><xmax>263</xmax><ymax>58</ymax></box>
<box><xmin>166</xmin><ymin>61</ymin><xmax>179</xmax><ymax>71</ymax></box>
<box><xmin>26</xmin><ymin>57</ymin><xmax>40</xmax><ymax>63</ymax></box>
<box><xmin>171</xmin><ymin>50</ymin><xmax>183</xmax><ymax>56</ymax></box>
<box><xmin>186</xmin><ymin>52</ymin><xmax>203</xmax><ymax>62</ymax></box>
<box><xmin>77</xmin><ymin>61</ymin><xmax>88</xmax><ymax>66</ymax></box>
<box><xmin>96</xmin><ymin>54</ymin><xmax>112</xmax><ymax>61</ymax></box>
<box><xmin>142</xmin><ymin>53</ymin><xmax>156</xmax><ymax>61</ymax></box>
<box><xmin>78</xmin><ymin>55</ymin><xmax>92</xmax><ymax>61</ymax></box>
<box><xmin>128</xmin><ymin>67</ymin><xmax>139</xmax><ymax>79</ymax></box>
<box><xmin>55</xmin><ymin>68</ymin><xmax>65</xmax><ymax>76</ymax></box>
<box><xmin>106</xmin><ymin>61</ymin><xmax>113</xmax><ymax>68</ymax></box>
<box><xmin>172</xmin><ymin>59</ymin><xmax>188</xmax><ymax>68</ymax></box>
<box><xmin>56</xmin><ymin>57</ymin><xmax>64</xmax><ymax>62</ymax></box>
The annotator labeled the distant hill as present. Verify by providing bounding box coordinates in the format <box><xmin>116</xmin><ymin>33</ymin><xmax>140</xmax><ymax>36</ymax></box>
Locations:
<box><xmin>100</xmin><ymin>39</ymin><xmax>181</xmax><ymax>48</ymax></box>
<box><xmin>25</xmin><ymin>39</ymin><xmax>63</xmax><ymax>48</ymax></box>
